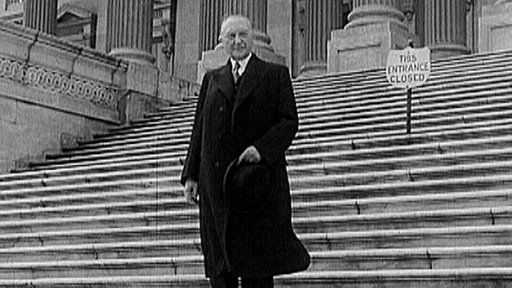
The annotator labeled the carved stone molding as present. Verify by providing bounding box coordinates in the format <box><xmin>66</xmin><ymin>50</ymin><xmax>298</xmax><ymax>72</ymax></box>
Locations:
<box><xmin>0</xmin><ymin>57</ymin><xmax>118</xmax><ymax>109</ymax></box>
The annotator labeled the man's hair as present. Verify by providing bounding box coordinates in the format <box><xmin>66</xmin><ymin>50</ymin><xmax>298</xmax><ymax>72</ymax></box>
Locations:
<box><xmin>218</xmin><ymin>14</ymin><xmax>254</xmax><ymax>41</ymax></box>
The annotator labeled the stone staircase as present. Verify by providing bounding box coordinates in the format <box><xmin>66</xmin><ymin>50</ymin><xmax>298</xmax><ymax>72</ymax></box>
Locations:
<box><xmin>2</xmin><ymin>50</ymin><xmax>512</xmax><ymax>287</ymax></box>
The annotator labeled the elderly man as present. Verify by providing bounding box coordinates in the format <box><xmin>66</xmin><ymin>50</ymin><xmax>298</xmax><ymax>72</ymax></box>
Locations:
<box><xmin>181</xmin><ymin>14</ymin><xmax>310</xmax><ymax>288</ymax></box>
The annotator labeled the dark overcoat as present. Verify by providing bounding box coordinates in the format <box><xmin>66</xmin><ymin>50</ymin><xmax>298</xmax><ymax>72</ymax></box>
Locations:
<box><xmin>181</xmin><ymin>55</ymin><xmax>310</xmax><ymax>278</ymax></box>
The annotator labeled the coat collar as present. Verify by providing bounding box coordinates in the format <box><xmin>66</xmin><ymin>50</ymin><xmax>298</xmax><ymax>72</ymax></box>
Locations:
<box><xmin>215</xmin><ymin>63</ymin><xmax>235</xmax><ymax>100</ymax></box>
<box><xmin>233</xmin><ymin>55</ymin><xmax>267</xmax><ymax>109</ymax></box>
<box><xmin>214</xmin><ymin>55</ymin><xmax>268</xmax><ymax>108</ymax></box>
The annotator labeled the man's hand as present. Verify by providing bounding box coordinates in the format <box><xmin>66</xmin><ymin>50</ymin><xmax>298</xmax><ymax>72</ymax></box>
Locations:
<box><xmin>238</xmin><ymin>145</ymin><xmax>261</xmax><ymax>164</ymax></box>
<box><xmin>183</xmin><ymin>179</ymin><xmax>199</xmax><ymax>205</ymax></box>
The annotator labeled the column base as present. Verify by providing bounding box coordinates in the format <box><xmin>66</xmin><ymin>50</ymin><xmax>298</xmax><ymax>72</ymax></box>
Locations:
<box><xmin>479</xmin><ymin>2</ymin><xmax>512</xmax><ymax>53</ymax></box>
<box><xmin>430</xmin><ymin>44</ymin><xmax>470</xmax><ymax>60</ymax></box>
<box><xmin>197</xmin><ymin>41</ymin><xmax>286</xmax><ymax>83</ymax></box>
<box><xmin>345</xmin><ymin>5</ymin><xmax>406</xmax><ymax>30</ymax></box>
<box><xmin>327</xmin><ymin>21</ymin><xmax>414</xmax><ymax>73</ymax></box>
<box><xmin>109</xmin><ymin>48</ymin><xmax>156</xmax><ymax>65</ymax></box>
<box><xmin>299</xmin><ymin>61</ymin><xmax>327</xmax><ymax>77</ymax></box>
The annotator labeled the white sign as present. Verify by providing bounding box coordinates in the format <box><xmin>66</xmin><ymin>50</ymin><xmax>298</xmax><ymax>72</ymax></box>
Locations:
<box><xmin>386</xmin><ymin>47</ymin><xmax>431</xmax><ymax>88</ymax></box>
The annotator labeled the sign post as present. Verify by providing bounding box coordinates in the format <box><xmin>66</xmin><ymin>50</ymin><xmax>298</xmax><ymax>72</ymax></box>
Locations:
<box><xmin>386</xmin><ymin>45</ymin><xmax>431</xmax><ymax>134</ymax></box>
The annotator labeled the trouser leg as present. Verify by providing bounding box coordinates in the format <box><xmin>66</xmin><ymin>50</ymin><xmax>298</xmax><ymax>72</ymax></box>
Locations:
<box><xmin>241</xmin><ymin>276</ymin><xmax>273</xmax><ymax>288</ymax></box>
<box><xmin>210</xmin><ymin>271</ymin><xmax>238</xmax><ymax>288</ymax></box>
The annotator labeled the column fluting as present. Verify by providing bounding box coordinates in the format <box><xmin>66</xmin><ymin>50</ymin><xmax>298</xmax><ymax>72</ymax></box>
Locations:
<box><xmin>424</xmin><ymin>0</ymin><xmax>469</xmax><ymax>59</ymax></box>
<box><xmin>108</xmin><ymin>0</ymin><xmax>155</xmax><ymax>64</ymax></box>
<box><xmin>23</xmin><ymin>0</ymin><xmax>58</xmax><ymax>35</ymax></box>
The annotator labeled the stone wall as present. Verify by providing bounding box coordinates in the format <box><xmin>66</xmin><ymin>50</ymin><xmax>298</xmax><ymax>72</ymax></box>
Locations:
<box><xmin>0</xmin><ymin>20</ymin><xmax>201</xmax><ymax>174</ymax></box>
<box><xmin>0</xmin><ymin>21</ymin><xmax>127</xmax><ymax>172</ymax></box>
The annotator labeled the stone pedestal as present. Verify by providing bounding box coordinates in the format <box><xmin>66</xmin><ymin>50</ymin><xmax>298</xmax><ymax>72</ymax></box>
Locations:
<box><xmin>328</xmin><ymin>21</ymin><xmax>411</xmax><ymax>73</ymax></box>
<box><xmin>479</xmin><ymin>1</ymin><xmax>512</xmax><ymax>53</ymax></box>
<box><xmin>328</xmin><ymin>1</ymin><xmax>412</xmax><ymax>73</ymax></box>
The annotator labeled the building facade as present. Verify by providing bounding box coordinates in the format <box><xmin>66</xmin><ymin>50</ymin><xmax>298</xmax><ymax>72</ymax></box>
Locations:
<box><xmin>1</xmin><ymin>0</ymin><xmax>512</xmax><ymax>81</ymax></box>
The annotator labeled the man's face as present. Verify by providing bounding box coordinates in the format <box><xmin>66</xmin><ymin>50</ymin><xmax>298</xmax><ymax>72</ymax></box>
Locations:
<box><xmin>220</xmin><ymin>17</ymin><xmax>254</xmax><ymax>61</ymax></box>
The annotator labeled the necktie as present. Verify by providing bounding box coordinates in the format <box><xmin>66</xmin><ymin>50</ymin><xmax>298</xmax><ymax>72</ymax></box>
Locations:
<box><xmin>233</xmin><ymin>61</ymin><xmax>241</xmax><ymax>84</ymax></box>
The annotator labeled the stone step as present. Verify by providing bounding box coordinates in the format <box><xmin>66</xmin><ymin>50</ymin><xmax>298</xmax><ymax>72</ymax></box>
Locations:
<box><xmin>86</xmin><ymin>66</ymin><xmax>512</xmax><ymax>140</ymax></box>
<box><xmin>297</xmin><ymin>71</ymin><xmax>512</xmax><ymax>116</ymax></box>
<box><xmin>298</xmin><ymin>86</ymin><xmax>512</xmax><ymax>127</ymax></box>
<box><xmin>3</xmin><ymin>245</ymin><xmax>511</xmax><ymax>278</ymax></box>
<box><xmin>102</xmin><ymin>66</ymin><xmax>512</xmax><ymax>137</ymax></box>
<box><xmin>9</xmin><ymin>131</ymin><xmax>512</xmax><ymax>183</ymax></box>
<box><xmin>0</xmin><ymin>197</ymin><xmax>193</xmax><ymax>221</ymax></box>
<box><xmin>4</xmin><ymin>156</ymin><xmax>511</xmax><ymax>196</ymax></box>
<box><xmin>292</xmin><ymin>50</ymin><xmax>512</xmax><ymax>93</ymax></box>
<box><xmin>0</xmin><ymin>239</ymin><xmax>203</xmax><ymax>263</ymax></box>
<box><xmin>0</xmin><ymin>164</ymin><xmax>180</xmax><ymax>190</ymax></box>
<box><xmin>34</xmin><ymin>145</ymin><xmax>187</xmax><ymax>170</ymax></box>
<box><xmin>294</xmin><ymin>117</ymin><xmax>512</xmax><ymax>151</ymax></box>
<box><xmin>0</xmin><ymin>274</ymin><xmax>209</xmax><ymax>288</ymax></box>
<box><xmin>3</xmin><ymin>153</ymin><xmax>183</xmax><ymax>181</ymax></box>
<box><xmin>289</xmin><ymin>146</ymin><xmax>512</xmax><ymax>175</ymax></box>
<box><xmin>27</xmin><ymin>122</ymin><xmax>512</xmax><ymax>171</ymax></box>
<box><xmin>74</xmin><ymin>81</ymin><xmax>512</xmax><ymax>148</ymax></box>
<box><xmin>290</xmin><ymin>173</ymin><xmax>512</xmax><ymax>200</ymax></box>
<box><xmin>3</xmin><ymin>245</ymin><xmax>512</xmax><ymax>280</ymax></box>
<box><xmin>290</xmin><ymin>136</ymin><xmax>512</xmax><ymax>165</ymax></box>
<box><xmin>0</xmin><ymin>183</ymin><xmax>509</xmax><ymax>225</ymax></box>
<box><xmin>9</xmin><ymin>135</ymin><xmax>512</xmax><ymax>183</ymax></box>
<box><xmin>4</xmin><ymin>167</ymin><xmax>512</xmax><ymax>205</ymax></box>
<box><xmin>0</xmin><ymin>187</ymin><xmax>184</xmax><ymax>211</ymax></box>
<box><xmin>277</xmin><ymin>57</ymin><xmax>512</xmax><ymax>105</ymax></box>
<box><xmin>44</xmin><ymin>108</ymin><xmax>512</xmax><ymax>164</ymax></box>
<box><xmin>292</xmin><ymin>188</ymin><xmax>512</xmax><ymax>218</ymax></box>
<box><xmin>0</xmin><ymin>177</ymin><xmax>177</xmax><ymax>200</ymax></box>
<box><xmin>301</xmin><ymin>225</ymin><xmax>512</xmax><ymax>251</ymax></box>
<box><xmin>39</xmin><ymin>116</ymin><xmax>512</xmax><ymax>166</ymax></box>
<box><xmin>276</xmin><ymin>268</ymin><xmax>512</xmax><ymax>288</ymax></box>
<box><xmin>310</xmin><ymin>245</ymin><xmax>512</xmax><ymax>271</ymax></box>
<box><xmin>290</xmin><ymin>118</ymin><xmax>512</xmax><ymax>154</ymax></box>
<box><xmin>0</xmin><ymin>256</ymin><xmax>203</xmax><ymax>279</ymax></box>
<box><xmin>2</xmin><ymin>223</ymin><xmax>512</xmax><ymax>261</ymax></box>
<box><xmin>1</xmin><ymin>206</ymin><xmax>511</xmax><ymax>248</ymax></box>
<box><xmin>77</xmin><ymin>85</ymin><xmax>512</xmax><ymax>148</ymax></box>
<box><xmin>296</xmin><ymin>108</ymin><xmax>512</xmax><ymax>143</ymax></box>
<box><xmin>290</xmin><ymin>159</ymin><xmax>512</xmax><ymax>188</ymax></box>
<box><xmin>1</xmin><ymin>185</ymin><xmax>508</xmax><ymax>225</ymax></box>
<box><xmin>1</xmin><ymin>268</ymin><xmax>511</xmax><ymax>288</ymax></box>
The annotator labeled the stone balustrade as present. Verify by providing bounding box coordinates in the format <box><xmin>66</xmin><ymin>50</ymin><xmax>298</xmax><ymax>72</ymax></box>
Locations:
<box><xmin>0</xmin><ymin>20</ymin><xmax>199</xmax><ymax>173</ymax></box>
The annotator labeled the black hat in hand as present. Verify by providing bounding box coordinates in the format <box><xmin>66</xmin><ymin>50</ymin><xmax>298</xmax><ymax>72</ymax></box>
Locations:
<box><xmin>223</xmin><ymin>159</ymin><xmax>272</xmax><ymax>213</ymax></box>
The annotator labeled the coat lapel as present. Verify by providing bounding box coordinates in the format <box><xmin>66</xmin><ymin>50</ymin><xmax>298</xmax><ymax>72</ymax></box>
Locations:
<box><xmin>233</xmin><ymin>56</ymin><xmax>267</xmax><ymax>112</ymax></box>
<box><xmin>214</xmin><ymin>62</ymin><xmax>235</xmax><ymax>102</ymax></box>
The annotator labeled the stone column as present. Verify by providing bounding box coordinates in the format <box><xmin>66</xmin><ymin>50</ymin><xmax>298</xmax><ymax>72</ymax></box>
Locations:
<box><xmin>23</xmin><ymin>0</ymin><xmax>58</xmax><ymax>35</ymax></box>
<box><xmin>200</xmin><ymin>0</ymin><xmax>225</xmax><ymax>52</ymax></box>
<box><xmin>224</xmin><ymin>0</ymin><xmax>277</xmax><ymax>59</ymax></box>
<box><xmin>197</xmin><ymin>0</ymin><xmax>285</xmax><ymax>83</ymax></box>
<box><xmin>225</xmin><ymin>0</ymin><xmax>267</xmax><ymax>32</ymax></box>
<box><xmin>108</xmin><ymin>0</ymin><xmax>155</xmax><ymax>64</ymax></box>
<box><xmin>300</xmin><ymin>0</ymin><xmax>344</xmax><ymax>76</ymax></box>
<box><xmin>424</xmin><ymin>0</ymin><xmax>469</xmax><ymax>59</ymax></box>
<box><xmin>328</xmin><ymin>0</ymin><xmax>413</xmax><ymax>73</ymax></box>
<box><xmin>346</xmin><ymin>0</ymin><xmax>405</xmax><ymax>29</ymax></box>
